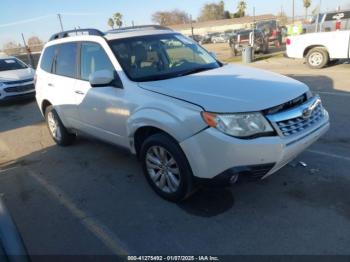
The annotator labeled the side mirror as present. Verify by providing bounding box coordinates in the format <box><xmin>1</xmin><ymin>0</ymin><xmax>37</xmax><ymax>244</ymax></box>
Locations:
<box><xmin>89</xmin><ymin>70</ymin><xmax>115</xmax><ymax>87</ymax></box>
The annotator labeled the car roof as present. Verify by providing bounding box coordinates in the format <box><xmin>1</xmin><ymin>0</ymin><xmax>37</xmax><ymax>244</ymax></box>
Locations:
<box><xmin>104</xmin><ymin>29</ymin><xmax>175</xmax><ymax>41</ymax></box>
<box><xmin>46</xmin><ymin>26</ymin><xmax>176</xmax><ymax>47</ymax></box>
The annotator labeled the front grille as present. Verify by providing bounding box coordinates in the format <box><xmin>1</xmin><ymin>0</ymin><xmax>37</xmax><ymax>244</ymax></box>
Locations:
<box><xmin>2</xmin><ymin>78</ymin><xmax>34</xmax><ymax>85</ymax></box>
<box><xmin>276</xmin><ymin>104</ymin><xmax>324</xmax><ymax>137</ymax></box>
<box><xmin>263</xmin><ymin>93</ymin><xmax>307</xmax><ymax>115</ymax></box>
<box><xmin>4</xmin><ymin>84</ymin><xmax>35</xmax><ymax>93</ymax></box>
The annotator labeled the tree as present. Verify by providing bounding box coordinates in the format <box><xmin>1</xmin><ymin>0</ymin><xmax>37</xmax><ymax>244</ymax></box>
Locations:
<box><xmin>234</xmin><ymin>1</ymin><xmax>247</xmax><ymax>18</ymax></box>
<box><xmin>112</xmin><ymin>13</ymin><xmax>123</xmax><ymax>28</ymax></box>
<box><xmin>277</xmin><ymin>11</ymin><xmax>288</xmax><ymax>26</ymax></box>
<box><xmin>197</xmin><ymin>1</ymin><xmax>229</xmax><ymax>22</ymax></box>
<box><xmin>107</xmin><ymin>18</ymin><xmax>115</xmax><ymax>29</ymax></box>
<box><xmin>303</xmin><ymin>0</ymin><xmax>312</xmax><ymax>19</ymax></box>
<box><xmin>3</xmin><ymin>41</ymin><xmax>19</xmax><ymax>50</ymax></box>
<box><xmin>152</xmin><ymin>9</ymin><xmax>191</xmax><ymax>25</ymax></box>
<box><xmin>3</xmin><ymin>41</ymin><xmax>21</xmax><ymax>55</ymax></box>
<box><xmin>27</xmin><ymin>36</ymin><xmax>43</xmax><ymax>48</ymax></box>
<box><xmin>224</xmin><ymin>10</ymin><xmax>232</xmax><ymax>19</ymax></box>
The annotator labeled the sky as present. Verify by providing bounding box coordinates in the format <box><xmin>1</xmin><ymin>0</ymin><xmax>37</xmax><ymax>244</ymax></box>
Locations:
<box><xmin>1</xmin><ymin>0</ymin><xmax>350</xmax><ymax>47</ymax></box>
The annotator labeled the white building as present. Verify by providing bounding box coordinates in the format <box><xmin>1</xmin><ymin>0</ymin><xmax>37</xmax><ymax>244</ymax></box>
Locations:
<box><xmin>169</xmin><ymin>14</ymin><xmax>276</xmax><ymax>36</ymax></box>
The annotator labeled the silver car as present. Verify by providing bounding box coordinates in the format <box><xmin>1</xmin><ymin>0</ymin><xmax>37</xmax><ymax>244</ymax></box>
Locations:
<box><xmin>0</xmin><ymin>56</ymin><xmax>35</xmax><ymax>102</ymax></box>
<box><xmin>35</xmin><ymin>26</ymin><xmax>330</xmax><ymax>201</ymax></box>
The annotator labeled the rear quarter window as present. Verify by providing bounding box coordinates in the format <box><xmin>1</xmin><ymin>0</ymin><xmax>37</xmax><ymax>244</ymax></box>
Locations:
<box><xmin>40</xmin><ymin>45</ymin><xmax>56</xmax><ymax>73</ymax></box>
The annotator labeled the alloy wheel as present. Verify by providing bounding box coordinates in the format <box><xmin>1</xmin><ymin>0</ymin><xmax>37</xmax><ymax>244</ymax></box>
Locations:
<box><xmin>145</xmin><ymin>146</ymin><xmax>181</xmax><ymax>193</ymax></box>
<box><xmin>47</xmin><ymin>111</ymin><xmax>62</xmax><ymax>141</ymax></box>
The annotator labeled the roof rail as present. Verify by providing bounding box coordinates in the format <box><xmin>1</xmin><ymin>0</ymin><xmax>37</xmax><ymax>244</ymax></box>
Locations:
<box><xmin>106</xmin><ymin>25</ymin><xmax>173</xmax><ymax>34</ymax></box>
<box><xmin>49</xmin><ymin>28</ymin><xmax>104</xmax><ymax>41</ymax></box>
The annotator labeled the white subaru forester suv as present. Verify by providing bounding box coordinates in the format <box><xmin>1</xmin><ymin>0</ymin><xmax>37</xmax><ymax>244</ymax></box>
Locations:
<box><xmin>35</xmin><ymin>26</ymin><xmax>329</xmax><ymax>201</ymax></box>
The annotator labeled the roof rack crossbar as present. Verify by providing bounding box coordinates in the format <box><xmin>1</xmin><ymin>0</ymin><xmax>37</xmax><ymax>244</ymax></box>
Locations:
<box><xmin>106</xmin><ymin>25</ymin><xmax>172</xmax><ymax>34</ymax></box>
<box><xmin>49</xmin><ymin>28</ymin><xmax>104</xmax><ymax>41</ymax></box>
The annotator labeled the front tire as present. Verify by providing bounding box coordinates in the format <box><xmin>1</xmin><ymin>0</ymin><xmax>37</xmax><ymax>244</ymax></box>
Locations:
<box><xmin>45</xmin><ymin>106</ymin><xmax>75</xmax><ymax>146</ymax></box>
<box><xmin>306</xmin><ymin>48</ymin><xmax>329</xmax><ymax>69</ymax></box>
<box><xmin>140</xmin><ymin>133</ymin><xmax>194</xmax><ymax>202</ymax></box>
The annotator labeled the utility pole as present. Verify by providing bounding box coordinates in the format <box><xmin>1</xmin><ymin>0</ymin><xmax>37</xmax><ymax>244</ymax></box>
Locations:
<box><xmin>57</xmin><ymin>14</ymin><xmax>64</xmax><ymax>32</ymax></box>
<box><xmin>190</xmin><ymin>15</ymin><xmax>194</xmax><ymax>38</ymax></box>
<box><xmin>132</xmin><ymin>21</ymin><xmax>135</xmax><ymax>27</ymax></box>
<box><xmin>292</xmin><ymin>0</ymin><xmax>295</xmax><ymax>25</ymax></box>
<box><xmin>252</xmin><ymin>6</ymin><xmax>255</xmax><ymax>46</ymax></box>
<box><xmin>21</xmin><ymin>33</ymin><xmax>33</xmax><ymax>67</ymax></box>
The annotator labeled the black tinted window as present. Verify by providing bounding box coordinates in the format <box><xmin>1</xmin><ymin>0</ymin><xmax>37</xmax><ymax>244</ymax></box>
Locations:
<box><xmin>0</xmin><ymin>58</ymin><xmax>27</xmax><ymax>72</ymax></box>
<box><xmin>40</xmin><ymin>46</ymin><xmax>56</xmax><ymax>72</ymax></box>
<box><xmin>80</xmin><ymin>42</ymin><xmax>114</xmax><ymax>81</ymax></box>
<box><xmin>55</xmin><ymin>43</ymin><xmax>77</xmax><ymax>78</ymax></box>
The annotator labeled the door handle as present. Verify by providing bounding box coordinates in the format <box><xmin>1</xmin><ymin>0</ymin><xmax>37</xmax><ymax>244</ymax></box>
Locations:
<box><xmin>48</xmin><ymin>83</ymin><xmax>54</xmax><ymax>87</ymax></box>
<box><xmin>75</xmin><ymin>90</ymin><xmax>85</xmax><ymax>95</ymax></box>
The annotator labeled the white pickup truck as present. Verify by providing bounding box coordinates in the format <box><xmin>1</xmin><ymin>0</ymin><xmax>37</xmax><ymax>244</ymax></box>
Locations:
<box><xmin>286</xmin><ymin>30</ymin><xmax>350</xmax><ymax>69</ymax></box>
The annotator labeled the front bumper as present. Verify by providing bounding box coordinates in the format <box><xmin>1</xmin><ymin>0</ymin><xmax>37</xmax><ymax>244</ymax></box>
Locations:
<box><xmin>180</xmin><ymin>112</ymin><xmax>329</xmax><ymax>180</ymax></box>
<box><xmin>0</xmin><ymin>91</ymin><xmax>35</xmax><ymax>102</ymax></box>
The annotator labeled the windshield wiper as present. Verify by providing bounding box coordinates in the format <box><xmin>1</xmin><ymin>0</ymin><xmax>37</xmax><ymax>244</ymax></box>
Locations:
<box><xmin>177</xmin><ymin>67</ymin><xmax>215</xmax><ymax>77</ymax></box>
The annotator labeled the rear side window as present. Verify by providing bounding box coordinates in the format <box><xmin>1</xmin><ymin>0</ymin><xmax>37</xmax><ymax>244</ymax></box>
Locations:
<box><xmin>40</xmin><ymin>46</ymin><xmax>56</xmax><ymax>73</ymax></box>
<box><xmin>80</xmin><ymin>42</ymin><xmax>114</xmax><ymax>81</ymax></box>
<box><xmin>55</xmin><ymin>43</ymin><xmax>78</xmax><ymax>78</ymax></box>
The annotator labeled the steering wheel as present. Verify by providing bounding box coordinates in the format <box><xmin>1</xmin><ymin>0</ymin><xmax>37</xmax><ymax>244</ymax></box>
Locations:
<box><xmin>170</xmin><ymin>59</ymin><xmax>188</xmax><ymax>68</ymax></box>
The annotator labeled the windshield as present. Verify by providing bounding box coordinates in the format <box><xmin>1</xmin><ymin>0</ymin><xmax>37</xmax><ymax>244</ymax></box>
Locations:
<box><xmin>109</xmin><ymin>33</ymin><xmax>221</xmax><ymax>82</ymax></box>
<box><xmin>0</xmin><ymin>58</ymin><xmax>27</xmax><ymax>72</ymax></box>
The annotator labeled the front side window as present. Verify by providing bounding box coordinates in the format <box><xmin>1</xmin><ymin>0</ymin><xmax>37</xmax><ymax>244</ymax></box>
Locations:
<box><xmin>109</xmin><ymin>33</ymin><xmax>220</xmax><ymax>82</ymax></box>
<box><xmin>40</xmin><ymin>45</ymin><xmax>56</xmax><ymax>73</ymax></box>
<box><xmin>80</xmin><ymin>42</ymin><xmax>115</xmax><ymax>81</ymax></box>
<box><xmin>0</xmin><ymin>58</ymin><xmax>27</xmax><ymax>72</ymax></box>
<box><xmin>55</xmin><ymin>43</ymin><xmax>77</xmax><ymax>78</ymax></box>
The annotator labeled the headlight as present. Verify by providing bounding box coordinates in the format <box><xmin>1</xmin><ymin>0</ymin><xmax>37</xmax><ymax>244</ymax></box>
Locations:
<box><xmin>201</xmin><ymin>111</ymin><xmax>274</xmax><ymax>138</ymax></box>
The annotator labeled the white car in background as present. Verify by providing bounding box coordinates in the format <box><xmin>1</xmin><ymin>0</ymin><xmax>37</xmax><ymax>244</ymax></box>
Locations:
<box><xmin>211</xmin><ymin>33</ymin><xmax>229</xmax><ymax>43</ymax></box>
<box><xmin>0</xmin><ymin>55</ymin><xmax>35</xmax><ymax>101</ymax></box>
<box><xmin>286</xmin><ymin>30</ymin><xmax>350</xmax><ymax>68</ymax></box>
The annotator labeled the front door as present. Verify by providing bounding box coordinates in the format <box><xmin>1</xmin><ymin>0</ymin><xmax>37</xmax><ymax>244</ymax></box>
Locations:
<box><xmin>74</xmin><ymin>42</ymin><xmax>128</xmax><ymax>147</ymax></box>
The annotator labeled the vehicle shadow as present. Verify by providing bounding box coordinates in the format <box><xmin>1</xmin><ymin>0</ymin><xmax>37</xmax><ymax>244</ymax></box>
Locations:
<box><xmin>0</xmin><ymin>98</ymin><xmax>43</xmax><ymax>133</ymax></box>
<box><xmin>178</xmin><ymin>188</ymin><xmax>235</xmax><ymax>217</ymax></box>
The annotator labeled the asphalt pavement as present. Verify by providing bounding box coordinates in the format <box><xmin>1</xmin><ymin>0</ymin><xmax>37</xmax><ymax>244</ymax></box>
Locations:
<box><xmin>0</xmin><ymin>58</ymin><xmax>349</xmax><ymax>257</ymax></box>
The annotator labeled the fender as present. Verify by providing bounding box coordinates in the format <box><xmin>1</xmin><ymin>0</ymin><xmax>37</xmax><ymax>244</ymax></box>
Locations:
<box><xmin>127</xmin><ymin>105</ymin><xmax>207</xmax><ymax>153</ymax></box>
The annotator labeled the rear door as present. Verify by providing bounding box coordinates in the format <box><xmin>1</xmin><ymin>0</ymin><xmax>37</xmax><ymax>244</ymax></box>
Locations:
<box><xmin>50</xmin><ymin>42</ymin><xmax>80</xmax><ymax>127</ymax></box>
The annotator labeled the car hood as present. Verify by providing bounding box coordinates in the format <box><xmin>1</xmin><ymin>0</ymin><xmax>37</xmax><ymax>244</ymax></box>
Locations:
<box><xmin>138</xmin><ymin>64</ymin><xmax>308</xmax><ymax>112</ymax></box>
<box><xmin>0</xmin><ymin>68</ymin><xmax>34</xmax><ymax>82</ymax></box>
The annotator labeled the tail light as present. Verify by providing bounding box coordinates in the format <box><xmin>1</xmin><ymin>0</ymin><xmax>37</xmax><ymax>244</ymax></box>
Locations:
<box><xmin>286</xmin><ymin>38</ymin><xmax>291</xmax><ymax>45</ymax></box>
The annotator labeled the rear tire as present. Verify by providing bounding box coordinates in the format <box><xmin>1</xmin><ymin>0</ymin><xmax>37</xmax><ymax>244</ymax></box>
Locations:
<box><xmin>45</xmin><ymin>106</ymin><xmax>75</xmax><ymax>146</ymax></box>
<box><xmin>140</xmin><ymin>133</ymin><xmax>194</xmax><ymax>202</ymax></box>
<box><xmin>306</xmin><ymin>48</ymin><xmax>329</xmax><ymax>69</ymax></box>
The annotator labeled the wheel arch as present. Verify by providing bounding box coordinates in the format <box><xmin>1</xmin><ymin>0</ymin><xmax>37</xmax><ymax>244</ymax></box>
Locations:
<box><xmin>133</xmin><ymin>126</ymin><xmax>178</xmax><ymax>157</ymax></box>
<box><xmin>303</xmin><ymin>45</ymin><xmax>329</xmax><ymax>57</ymax></box>
<box><xmin>41</xmin><ymin>99</ymin><xmax>52</xmax><ymax>114</ymax></box>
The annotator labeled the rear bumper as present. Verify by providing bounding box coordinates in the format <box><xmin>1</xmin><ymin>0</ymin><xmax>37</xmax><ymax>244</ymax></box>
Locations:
<box><xmin>180</xmin><ymin>114</ymin><xmax>329</xmax><ymax>180</ymax></box>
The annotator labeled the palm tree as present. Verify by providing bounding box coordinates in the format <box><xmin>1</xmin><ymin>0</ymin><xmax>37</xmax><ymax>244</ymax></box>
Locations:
<box><xmin>303</xmin><ymin>0</ymin><xmax>312</xmax><ymax>19</ymax></box>
<box><xmin>236</xmin><ymin>1</ymin><xmax>247</xmax><ymax>18</ymax></box>
<box><xmin>113</xmin><ymin>13</ymin><xmax>123</xmax><ymax>28</ymax></box>
<box><xmin>107</xmin><ymin>18</ymin><xmax>114</xmax><ymax>29</ymax></box>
